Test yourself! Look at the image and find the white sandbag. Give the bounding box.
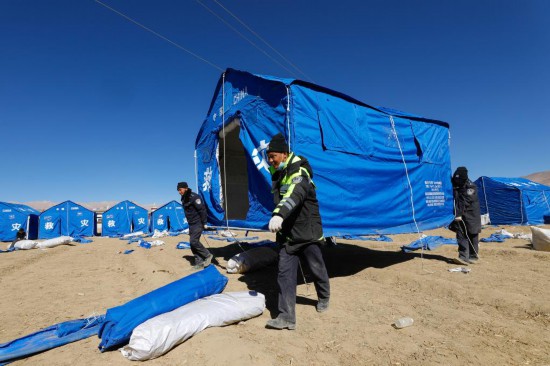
[150,240,165,247]
[14,240,38,250]
[152,229,169,238]
[121,291,265,361]
[531,226,550,252]
[226,247,278,274]
[123,231,143,238]
[36,236,73,249]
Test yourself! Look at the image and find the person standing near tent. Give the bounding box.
[8,227,26,250]
[177,182,213,270]
[265,133,330,330]
[451,166,482,265]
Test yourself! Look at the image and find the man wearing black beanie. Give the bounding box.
[451,167,482,265]
[264,133,330,330]
[177,182,212,270]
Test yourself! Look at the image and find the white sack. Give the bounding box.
[123,231,144,238]
[36,236,73,249]
[14,240,38,250]
[150,240,165,247]
[152,229,169,238]
[531,226,550,252]
[121,291,265,361]
[226,247,278,274]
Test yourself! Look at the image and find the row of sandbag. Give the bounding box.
[10,236,73,250]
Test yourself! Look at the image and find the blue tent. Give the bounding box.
[150,201,188,233]
[195,68,454,235]
[0,202,39,241]
[101,201,149,237]
[39,201,96,239]
[475,177,550,225]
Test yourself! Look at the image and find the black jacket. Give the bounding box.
[271,153,323,245]
[181,190,208,226]
[453,180,482,234]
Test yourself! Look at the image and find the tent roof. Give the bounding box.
[153,200,180,212]
[41,200,93,213]
[223,68,449,128]
[477,176,550,191]
[104,200,146,212]
[0,202,40,215]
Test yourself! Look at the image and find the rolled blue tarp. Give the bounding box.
[98,265,228,352]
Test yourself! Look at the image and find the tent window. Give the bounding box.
[317,99,373,156]
[410,121,448,164]
[219,118,249,220]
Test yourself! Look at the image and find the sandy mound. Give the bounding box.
[1,225,549,365]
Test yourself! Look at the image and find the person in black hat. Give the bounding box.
[177,182,213,270]
[451,166,482,265]
[264,133,330,330]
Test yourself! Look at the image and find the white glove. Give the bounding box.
[268,216,284,233]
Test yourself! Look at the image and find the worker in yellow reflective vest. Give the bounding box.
[265,133,330,330]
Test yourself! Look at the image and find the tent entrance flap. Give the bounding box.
[219,119,249,220]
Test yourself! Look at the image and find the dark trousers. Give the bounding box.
[276,243,330,323]
[189,224,210,265]
[457,227,479,260]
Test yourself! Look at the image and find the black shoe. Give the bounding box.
[452,257,470,265]
[204,254,214,267]
[191,263,204,271]
[265,317,296,330]
[316,299,330,313]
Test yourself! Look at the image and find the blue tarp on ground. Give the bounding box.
[475,177,550,225]
[195,68,454,236]
[39,201,96,239]
[0,315,104,365]
[98,265,228,351]
[101,200,148,237]
[401,236,457,252]
[480,233,512,243]
[149,201,188,233]
[0,202,39,241]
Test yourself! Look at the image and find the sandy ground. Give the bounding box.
[1,225,550,366]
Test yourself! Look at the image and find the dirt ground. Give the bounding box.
[1,225,549,366]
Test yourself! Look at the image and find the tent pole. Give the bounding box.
[221,72,229,229]
[481,177,490,218]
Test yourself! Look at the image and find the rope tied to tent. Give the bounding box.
[389,115,433,274]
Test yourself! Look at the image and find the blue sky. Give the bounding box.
[1,0,549,206]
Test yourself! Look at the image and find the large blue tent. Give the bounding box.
[475,177,550,225]
[101,201,149,237]
[195,68,454,235]
[0,202,39,241]
[39,201,96,239]
[150,201,188,233]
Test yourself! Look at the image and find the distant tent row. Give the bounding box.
[0,200,189,241]
[475,177,550,225]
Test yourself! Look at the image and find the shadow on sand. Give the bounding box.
[198,240,450,317]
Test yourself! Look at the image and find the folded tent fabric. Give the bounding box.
[98,265,228,352]
[401,236,457,253]
[480,233,511,242]
[0,315,104,364]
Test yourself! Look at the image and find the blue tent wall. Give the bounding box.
[101,201,149,237]
[39,201,96,239]
[0,202,39,241]
[475,177,550,225]
[195,68,454,235]
[150,201,188,232]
